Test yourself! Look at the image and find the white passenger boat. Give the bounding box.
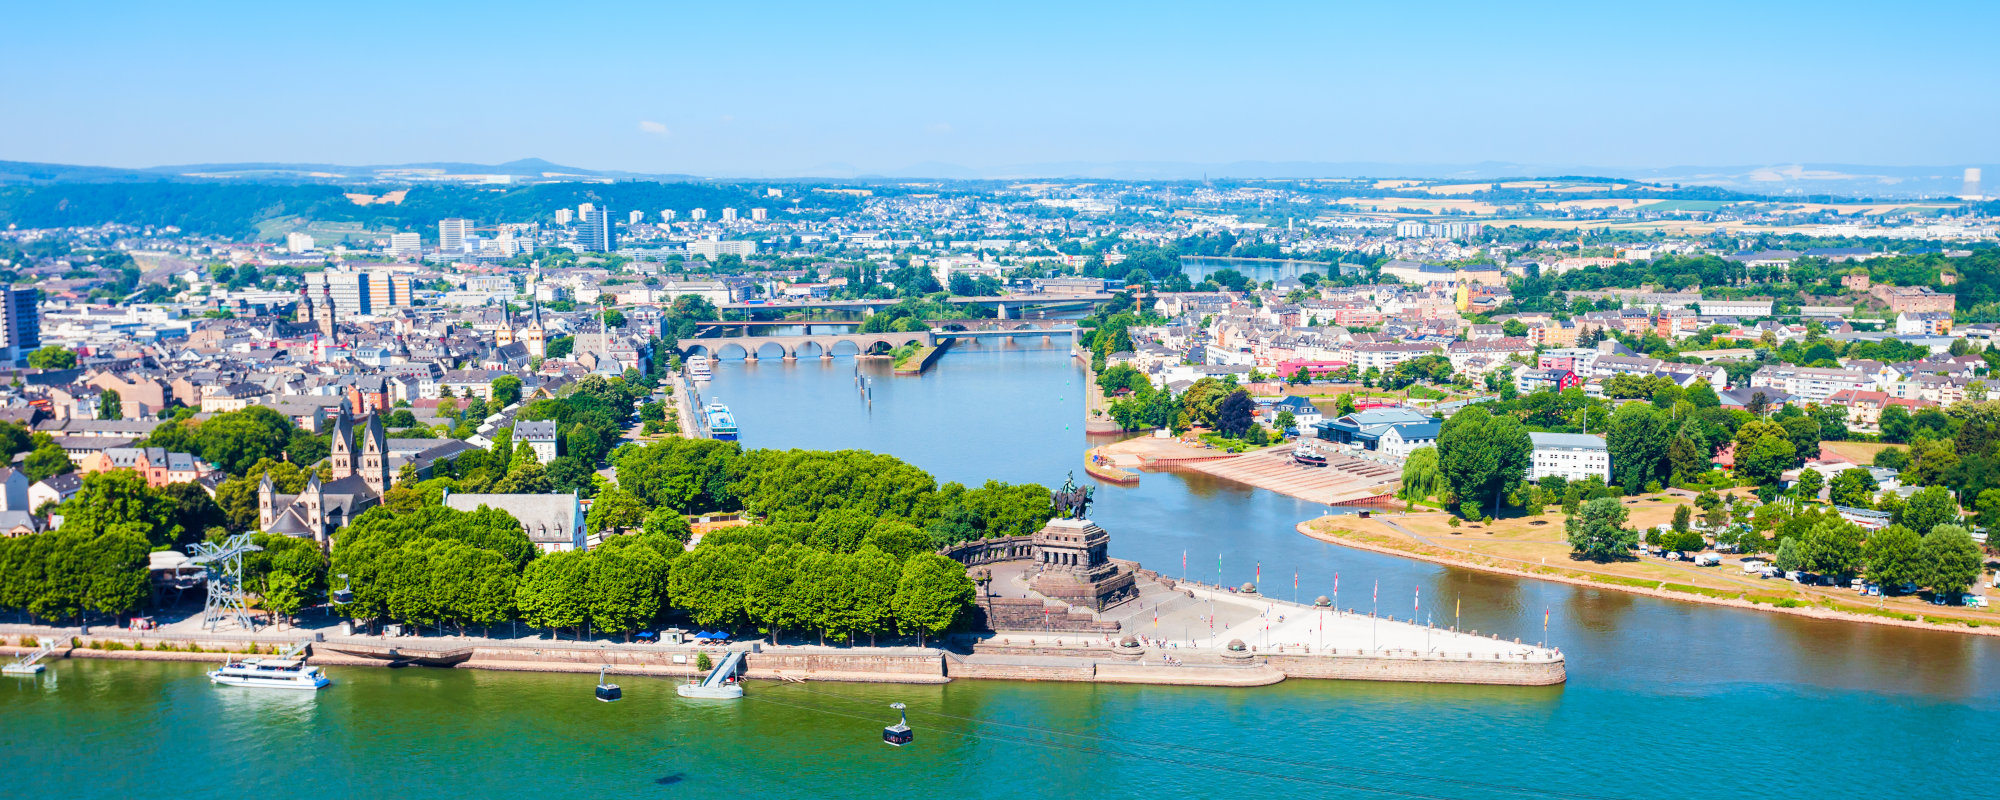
[207,656,331,690]
[687,355,712,381]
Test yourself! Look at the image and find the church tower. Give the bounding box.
[329,408,355,479]
[520,303,547,358]
[302,473,326,545]
[497,304,516,347]
[257,472,274,530]
[361,413,388,494]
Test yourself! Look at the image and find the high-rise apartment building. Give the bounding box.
[578,208,616,252]
[554,208,574,225]
[660,209,677,222]
[388,232,422,257]
[0,286,41,366]
[302,271,412,318]
[439,218,472,252]
[690,208,708,221]
[721,208,738,223]
[286,232,315,253]
[628,210,644,225]
[1965,168,1984,200]
[751,208,768,222]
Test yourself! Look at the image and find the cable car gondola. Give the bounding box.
[883,701,912,746]
[332,573,354,605]
[595,665,622,702]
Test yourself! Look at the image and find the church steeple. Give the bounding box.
[361,413,387,494]
[329,408,355,479]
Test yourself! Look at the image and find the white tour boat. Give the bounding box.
[207,656,331,690]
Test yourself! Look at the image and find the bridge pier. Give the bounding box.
[996,303,1009,319]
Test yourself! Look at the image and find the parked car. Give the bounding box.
[1694,553,1722,567]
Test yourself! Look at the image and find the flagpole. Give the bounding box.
[1371,580,1378,652]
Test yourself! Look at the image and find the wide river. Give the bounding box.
[10,342,1997,799]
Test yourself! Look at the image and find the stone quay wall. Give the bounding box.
[976,597,1120,633]
[1267,652,1566,686]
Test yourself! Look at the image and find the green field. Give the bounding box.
[1631,200,1733,212]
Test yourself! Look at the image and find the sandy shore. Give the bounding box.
[1296,517,2000,638]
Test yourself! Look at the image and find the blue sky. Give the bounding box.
[4,1,1995,176]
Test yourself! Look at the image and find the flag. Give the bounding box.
[1256,562,1261,584]
[1372,580,1377,603]
[1415,586,1421,617]
[1293,571,1299,590]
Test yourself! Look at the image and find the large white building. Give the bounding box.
[436,217,470,252]
[1527,432,1610,483]
[285,232,315,254]
[388,232,422,257]
[688,239,757,259]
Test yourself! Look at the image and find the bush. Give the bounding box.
[695,652,713,672]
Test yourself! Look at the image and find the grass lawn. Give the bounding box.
[1822,440,1895,464]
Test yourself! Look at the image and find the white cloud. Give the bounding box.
[638,120,670,136]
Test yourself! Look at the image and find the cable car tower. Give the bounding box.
[188,534,263,632]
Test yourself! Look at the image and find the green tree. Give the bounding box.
[1792,468,1824,502]
[516,549,591,637]
[1919,524,1982,600]
[1828,468,1879,508]
[1672,504,1692,533]
[586,540,671,639]
[98,389,122,420]
[1607,403,1671,492]
[1397,446,1445,505]
[1773,537,1803,572]
[1735,432,1797,487]
[1879,404,1912,443]
[667,542,755,628]
[1667,435,1707,485]
[586,486,649,535]
[613,438,741,514]
[1896,486,1959,536]
[1215,390,1254,438]
[1566,497,1636,561]
[891,553,974,646]
[22,442,74,482]
[1799,516,1865,577]
[492,460,552,494]
[1864,524,1924,590]
[1436,407,1532,518]
[491,375,523,406]
[27,346,76,370]
[55,470,181,548]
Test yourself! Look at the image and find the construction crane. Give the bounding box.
[187,534,263,632]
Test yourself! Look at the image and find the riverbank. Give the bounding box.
[1096,436,1396,504]
[1296,514,2000,637]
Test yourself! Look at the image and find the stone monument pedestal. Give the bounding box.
[1029,518,1135,610]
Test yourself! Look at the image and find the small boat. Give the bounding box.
[1291,443,1328,467]
[705,401,738,441]
[687,355,712,381]
[207,656,331,690]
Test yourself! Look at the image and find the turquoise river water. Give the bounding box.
[7,341,1996,799]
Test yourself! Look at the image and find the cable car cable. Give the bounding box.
[741,693,1583,800]
[770,684,1636,800]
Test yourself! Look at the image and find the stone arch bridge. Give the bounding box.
[681,331,934,361]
